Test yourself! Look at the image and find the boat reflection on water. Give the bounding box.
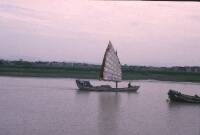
[166,101,200,135]
[97,93,121,135]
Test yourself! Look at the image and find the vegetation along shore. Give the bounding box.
[0,59,200,82]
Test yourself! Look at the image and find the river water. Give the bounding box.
[0,76,199,135]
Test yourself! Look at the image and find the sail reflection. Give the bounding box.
[97,93,121,135]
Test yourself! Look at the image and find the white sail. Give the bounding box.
[100,41,122,82]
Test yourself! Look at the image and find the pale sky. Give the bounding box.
[0,0,200,66]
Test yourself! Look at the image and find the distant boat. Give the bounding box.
[76,41,140,92]
[168,90,200,103]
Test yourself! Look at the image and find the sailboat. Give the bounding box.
[76,41,140,92]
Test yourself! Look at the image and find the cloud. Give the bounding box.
[189,15,200,22]
[0,3,48,20]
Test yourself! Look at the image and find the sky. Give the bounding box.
[0,0,200,66]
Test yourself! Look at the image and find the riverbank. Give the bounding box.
[1,66,200,82]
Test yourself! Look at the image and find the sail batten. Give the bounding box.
[100,41,122,82]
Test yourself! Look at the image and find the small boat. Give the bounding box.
[168,90,200,103]
[76,41,140,92]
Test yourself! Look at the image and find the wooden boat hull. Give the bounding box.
[76,80,139,92]
[168,90,200,103]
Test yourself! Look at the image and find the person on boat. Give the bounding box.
[128,82,132,88]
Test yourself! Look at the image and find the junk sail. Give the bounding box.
[100,41,122,82]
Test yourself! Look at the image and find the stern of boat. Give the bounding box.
[76,80,83,89]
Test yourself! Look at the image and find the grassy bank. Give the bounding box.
[123,71,200,82]
[0,66,99,79]
[0,66,200,82]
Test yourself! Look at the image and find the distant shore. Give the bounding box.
[1,67,200,83]
[1,72,200,83]
[1,60,200,83]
